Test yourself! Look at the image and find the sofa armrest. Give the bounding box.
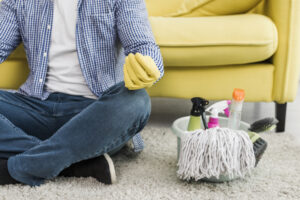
[263,0,300,103]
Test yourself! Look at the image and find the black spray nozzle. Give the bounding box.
[190,97,209,116]
[190,97,209,129]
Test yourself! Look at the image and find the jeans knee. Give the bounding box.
[135,89,151,116]
[133,90,151,132]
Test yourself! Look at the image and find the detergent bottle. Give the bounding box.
[187,97,209,131]
[227,88,245,130]
[206,100,231,128]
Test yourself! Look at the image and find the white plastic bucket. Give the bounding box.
[171,115,251,182]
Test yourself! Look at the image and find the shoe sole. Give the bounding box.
[103,153,117,184]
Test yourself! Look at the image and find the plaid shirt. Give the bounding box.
[0,0,164,152]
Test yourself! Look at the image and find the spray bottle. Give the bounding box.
[187,97,209,131]
[206,100,231,128]
[227,88,245,130]
[224,100,231,117]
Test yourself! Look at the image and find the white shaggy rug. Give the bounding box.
[0,124,300,200]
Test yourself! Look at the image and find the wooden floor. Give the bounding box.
[148,84,300,142]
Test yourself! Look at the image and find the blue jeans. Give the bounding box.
[0,81,151,186]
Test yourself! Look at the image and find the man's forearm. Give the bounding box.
[0,0,22,64]
[115,0,164,83]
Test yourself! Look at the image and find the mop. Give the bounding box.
[177,127,256,181]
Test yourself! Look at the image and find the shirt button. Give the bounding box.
[43,52,47,57]
[47,25,51,30]
[39,79,43,83]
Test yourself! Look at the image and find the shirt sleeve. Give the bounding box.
[0,0,22,64]
[115,0,164,84]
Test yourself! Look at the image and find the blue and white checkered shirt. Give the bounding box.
[0,0,164,152]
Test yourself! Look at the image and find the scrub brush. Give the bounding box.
[247,118,278,166]
[249,117,279,133]
[248,132,268,166]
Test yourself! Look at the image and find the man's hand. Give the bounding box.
[123,53,160,90]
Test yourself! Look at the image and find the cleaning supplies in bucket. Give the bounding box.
[171,115,254,182]
[176,92,256,182]
[174,88,270,182]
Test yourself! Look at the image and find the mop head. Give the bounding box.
[177,127,256,181]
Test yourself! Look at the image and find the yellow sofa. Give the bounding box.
[0,0,299,132]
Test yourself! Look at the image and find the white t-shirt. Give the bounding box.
[44,0,98,99]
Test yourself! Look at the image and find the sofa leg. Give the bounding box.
[275,102,287,132]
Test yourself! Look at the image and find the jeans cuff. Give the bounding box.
[7,156,45,187]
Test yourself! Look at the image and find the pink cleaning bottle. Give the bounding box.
[208,108,220,128]
[224,100,231,117]
[207,100,231,128]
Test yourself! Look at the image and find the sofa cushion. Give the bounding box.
[149,14,278,67]
[0,60,29,89]
[166,0,262,17]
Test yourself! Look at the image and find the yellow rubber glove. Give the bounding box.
[123,53,161,90]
